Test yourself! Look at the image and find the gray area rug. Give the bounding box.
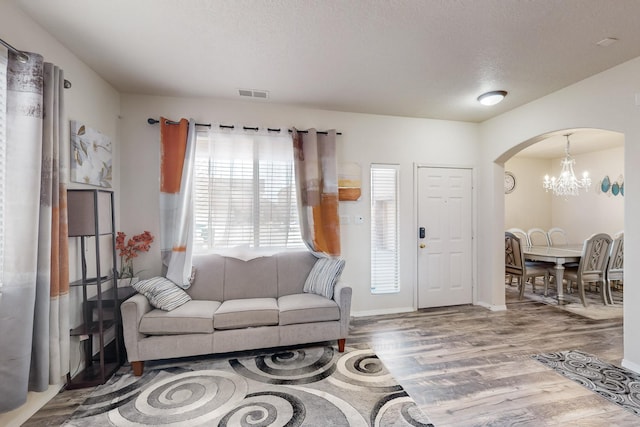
[533,349,640,416]
[63,345,434,426]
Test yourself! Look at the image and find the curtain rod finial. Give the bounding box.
[147,118,159,125]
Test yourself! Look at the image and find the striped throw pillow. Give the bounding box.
[303,256,346,299]
[132,276,192,311]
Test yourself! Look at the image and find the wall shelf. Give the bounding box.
[66,189,123,389]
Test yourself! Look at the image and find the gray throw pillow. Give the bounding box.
[132,276,192,311]
[304,256,346,299]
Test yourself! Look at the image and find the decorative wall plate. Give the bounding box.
[612,182,620,196]
[601,175,611,193]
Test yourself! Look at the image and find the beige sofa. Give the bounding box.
[121,250,352,375]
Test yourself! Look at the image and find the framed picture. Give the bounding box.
[338,162,362,201]
[70,121,112,188]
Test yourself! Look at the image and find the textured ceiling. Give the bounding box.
[13,0,640,124]
[515,129,624,159]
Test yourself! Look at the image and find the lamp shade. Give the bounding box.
[67,189,113,237]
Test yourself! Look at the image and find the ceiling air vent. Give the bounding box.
[238,89,269,99]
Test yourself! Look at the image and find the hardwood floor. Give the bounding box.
[25,286,632,426]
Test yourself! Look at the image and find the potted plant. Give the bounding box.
[116,230,154,287]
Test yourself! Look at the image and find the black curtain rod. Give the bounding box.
[147,118,341,135]
[147,118,211,127]
[0,37,72,89]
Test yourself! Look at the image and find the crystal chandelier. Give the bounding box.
[543,134,591,196]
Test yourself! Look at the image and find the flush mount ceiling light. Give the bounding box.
[596,37,618,47]
[477,90,508,106]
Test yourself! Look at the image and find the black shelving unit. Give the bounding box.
[66,189,122,389]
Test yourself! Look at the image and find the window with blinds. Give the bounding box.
[193,130,305,251]
[370,164,400,294]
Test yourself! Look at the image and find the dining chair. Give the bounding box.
[506,228,530,246]
[528,228,550,246]
[505,228,530,286]
[607,232,624,296]
[547,227,569,246]
[505,232,549,299]
[564,233,613,306]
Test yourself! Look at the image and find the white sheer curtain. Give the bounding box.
[193,127,303,251]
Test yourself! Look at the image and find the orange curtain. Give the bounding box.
[159,117,196,287]
[292,128,341,256]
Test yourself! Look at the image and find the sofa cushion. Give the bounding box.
[224,257,278,300]
[139,300,220,335]
[214,298,279,330]
[303,256,346,299]
[276,251,318,296]
[189,253,226,301]
[132,276,192,311]
[278,293,340,326]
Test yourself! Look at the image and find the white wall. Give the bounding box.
[0,3,120,425]
[551,147,624,242]
[505,146,624,242]
[479,57,640,371]
[119,95,479,316]
[504,157,552,231]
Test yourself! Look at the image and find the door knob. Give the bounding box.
[419,243,426,249]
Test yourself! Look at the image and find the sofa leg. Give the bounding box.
[338,338,346,352]
[131,361,144,376]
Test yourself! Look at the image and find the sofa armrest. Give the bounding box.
[120,293,152,362]
[333,281,352,338]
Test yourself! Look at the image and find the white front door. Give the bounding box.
[417,166,473,308]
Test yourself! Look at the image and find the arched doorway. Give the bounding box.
[502,128,624,309]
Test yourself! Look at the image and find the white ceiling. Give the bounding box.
[516,129,624,159]
[12,0,640,125]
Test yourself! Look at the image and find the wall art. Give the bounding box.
[338,162,362,201]
[70,120,112,187]
[598,174,624,197]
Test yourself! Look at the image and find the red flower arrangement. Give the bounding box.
[116,231,154,278]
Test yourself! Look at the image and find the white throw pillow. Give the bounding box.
[304,256,346,299]
[132,276,192,311]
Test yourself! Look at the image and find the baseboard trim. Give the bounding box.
[351,306,415,318]
[475,301,507,311]
[621,358,640,374]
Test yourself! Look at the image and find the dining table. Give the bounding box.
[523,244,583,303]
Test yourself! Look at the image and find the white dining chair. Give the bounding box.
[528,228,550,246]
[505,231,549,299]
[607,232,624,296]
[506,228,530,246]
[564,233,613,306]
[547,227,569,246]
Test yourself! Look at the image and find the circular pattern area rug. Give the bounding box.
[63,345,434,426]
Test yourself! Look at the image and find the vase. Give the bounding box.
[120,258,134,279]
[117,277,139,288]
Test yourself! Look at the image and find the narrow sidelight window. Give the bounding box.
[370,164,400,294]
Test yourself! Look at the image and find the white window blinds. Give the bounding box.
[193,130,305,251]
[370,164,400,294]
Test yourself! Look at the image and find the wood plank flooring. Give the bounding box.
[24,286,632,426]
